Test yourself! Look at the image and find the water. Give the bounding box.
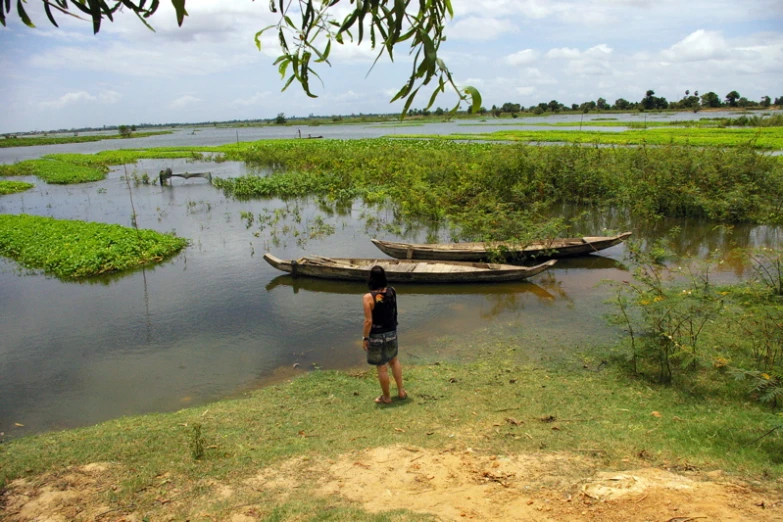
[0,110,756,164]
[1,117,780,440]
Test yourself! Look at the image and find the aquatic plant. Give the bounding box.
[211,139,783,241]
[0,158,108,184]
[393,126,783,149]
[0,214,188,279]
[0,180,34,195]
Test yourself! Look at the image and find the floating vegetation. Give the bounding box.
[0,158,108,184]
[0,214,189,279]
[392,126,783,149]
[211,139,783,237]
[0,181,34,195]
[243,204,337,248]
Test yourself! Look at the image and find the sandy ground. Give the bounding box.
[2,445,782,521]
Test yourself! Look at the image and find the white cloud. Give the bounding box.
[547,47,581,59]
[662,30,729,62]
[28,42,260,77]
[170,95,201,109]
[504,49,539,66]
[447,17,517,41]
[230,92,273,107]
[38,90,122,110]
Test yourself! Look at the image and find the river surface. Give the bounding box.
[1,114,780,440]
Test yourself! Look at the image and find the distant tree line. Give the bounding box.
[471,90,782,117]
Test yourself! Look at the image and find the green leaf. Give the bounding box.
[171,0,187,26]
[444,0,454,18]
[463,86,482,113]
[255,25,275,51]
[425,81,444,110]
[16,0,35,28]
[277,57,291,78]
[314,39,331,63]
[401,86,421,116]
[281,74,296,92]
[390,79,413,103]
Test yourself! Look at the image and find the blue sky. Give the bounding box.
[1,0,781,133]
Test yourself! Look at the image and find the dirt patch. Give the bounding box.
[251,445,782,521]
[1,463,129,522]
[3,447,782,521]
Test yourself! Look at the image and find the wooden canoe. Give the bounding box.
[371,232,632,262]
[263,254,556,284]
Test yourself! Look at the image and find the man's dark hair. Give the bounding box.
[367,265,388,290]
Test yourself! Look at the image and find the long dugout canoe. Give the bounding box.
[263,254,556,284]
[371,232,632,262]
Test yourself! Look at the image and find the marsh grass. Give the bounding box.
[1,339,780,519]
[0,181,34,195]
[212,139,783,232]
[394,126,783,149]
[0,214,188,279]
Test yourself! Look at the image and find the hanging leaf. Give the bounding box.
[171,0,187,26]
[16,0,35,27]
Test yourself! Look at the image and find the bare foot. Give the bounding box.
[374,395,392,404]
[398,391,408,400]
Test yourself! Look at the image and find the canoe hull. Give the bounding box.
[371,232,632,262]
[263,254,556,284]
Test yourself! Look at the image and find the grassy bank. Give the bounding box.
[0,131,172,148]
[0,214,188,279]
[1,343,780,519]
[0,181,34,195]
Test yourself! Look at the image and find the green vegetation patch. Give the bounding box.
[212,139,783,233]
[0,214,188,279]
[394,126,783,149]
[0,149,221,185]
[0,158,108,184]
[0,181,34,195]
[0,131,172,148]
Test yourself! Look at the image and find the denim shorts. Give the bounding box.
[366,330,398,366]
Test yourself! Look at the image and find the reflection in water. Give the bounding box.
[266,274,560,305]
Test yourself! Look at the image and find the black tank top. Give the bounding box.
[370,287,397,334]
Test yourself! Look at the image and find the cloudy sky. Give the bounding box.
[1,0,781,133]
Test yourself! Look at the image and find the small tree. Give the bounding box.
[118,125,132,138]
[701,91,721,108]
[275,113,287,125]
[725,90,741,107]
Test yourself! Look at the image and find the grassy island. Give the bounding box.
[0,214,188,279]
[0,181,34,195]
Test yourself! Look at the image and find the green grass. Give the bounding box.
[0,180,34,195]
[0,158,108,184]
[0,131,172,148]
[0,214,189,279]
[1,343,779,519]
[392,126,783,149]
